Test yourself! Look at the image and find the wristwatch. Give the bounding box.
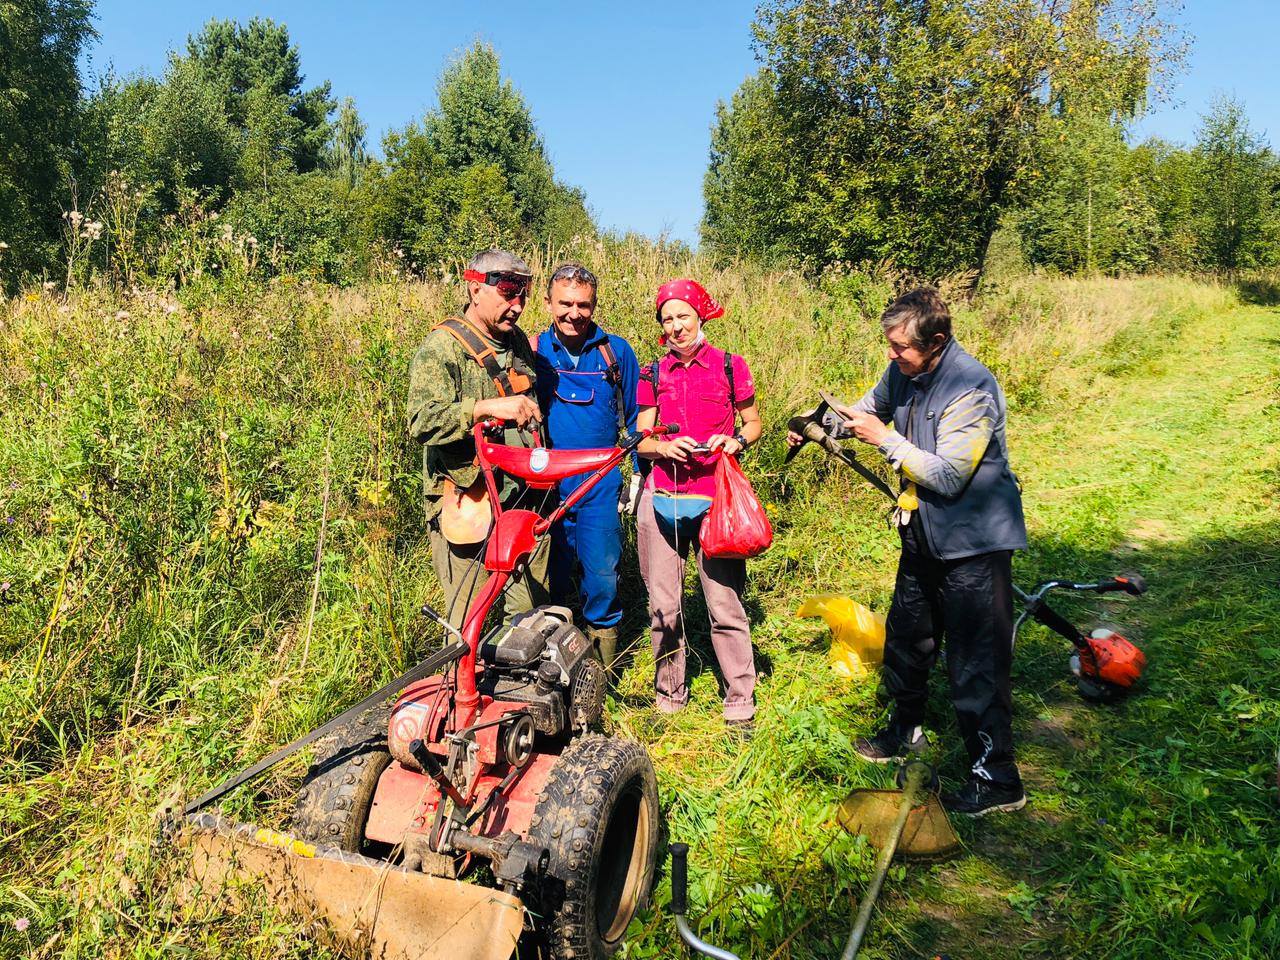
[733,431,748,451]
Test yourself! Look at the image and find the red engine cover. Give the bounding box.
[1082,630,1147,688]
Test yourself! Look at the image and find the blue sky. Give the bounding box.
[82,1,1277,247]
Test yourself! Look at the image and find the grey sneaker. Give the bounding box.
[854,726,930,764]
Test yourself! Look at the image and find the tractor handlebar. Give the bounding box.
[670,842,689,916]
[669,841,743,960]
[1103,573,1147,596]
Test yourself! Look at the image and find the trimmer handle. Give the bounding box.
[670,842,689,916]
[1098,574,1147,596]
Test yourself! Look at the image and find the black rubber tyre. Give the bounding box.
[291,701,393,852]
[527,734,659,960]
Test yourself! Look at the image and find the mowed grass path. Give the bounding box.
[875,295,1280,959]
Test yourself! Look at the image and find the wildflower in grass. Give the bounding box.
[4,516,13,524]
[0,241,8,251]
[14,917,28,931]
[42,280,55,291]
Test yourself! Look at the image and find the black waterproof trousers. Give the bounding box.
[882,533,1020,786]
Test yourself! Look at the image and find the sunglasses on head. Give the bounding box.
[463,268,531,300]
[548,264,598,289]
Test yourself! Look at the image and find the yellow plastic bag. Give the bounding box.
[795,595,886,678]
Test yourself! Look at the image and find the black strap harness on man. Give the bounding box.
[434,317,532,396]
[594,338,628,435]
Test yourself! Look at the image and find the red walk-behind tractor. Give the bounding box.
[177,420,676,960]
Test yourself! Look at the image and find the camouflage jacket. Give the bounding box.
[406,314,540,522]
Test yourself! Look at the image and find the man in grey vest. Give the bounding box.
[791,287,1027,816]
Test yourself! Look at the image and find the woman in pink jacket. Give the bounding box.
[634,279,763,733]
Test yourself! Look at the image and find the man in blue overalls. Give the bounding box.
[534,263,641,671]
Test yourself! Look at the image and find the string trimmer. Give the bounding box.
[787,394,1149,702]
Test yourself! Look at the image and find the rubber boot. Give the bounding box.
[587,626,619,674]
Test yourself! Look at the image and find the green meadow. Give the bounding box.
[2,254,1278,959]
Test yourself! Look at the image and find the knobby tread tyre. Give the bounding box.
[290,700,393,851]
[527,733,659,960]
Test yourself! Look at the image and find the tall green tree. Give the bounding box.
[1014,114,1159,273]
[324,97,368,188]
[367,42,592,268]
[0,0,95,284]
[706,0,1178,274]
[362,123,521,270]
[186,17,335,172]
[1192,96,1279,269]
[702,69,797,260]
[425,41,589,241]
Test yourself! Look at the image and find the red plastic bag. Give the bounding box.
[701,453,773,559]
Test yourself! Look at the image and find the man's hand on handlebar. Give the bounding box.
[474,395,542,429]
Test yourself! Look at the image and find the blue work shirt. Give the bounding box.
[534,325,641,492]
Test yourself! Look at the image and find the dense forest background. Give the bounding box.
[2,0,1278,296]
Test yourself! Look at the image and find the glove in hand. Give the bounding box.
[618,473,642,515]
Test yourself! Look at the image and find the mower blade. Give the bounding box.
[180,814,523,960]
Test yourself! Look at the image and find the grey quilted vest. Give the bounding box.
[888,338,1027,560]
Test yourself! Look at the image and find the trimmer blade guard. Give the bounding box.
[837,790,960,860]
[178,813,524,960]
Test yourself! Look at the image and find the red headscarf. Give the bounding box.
[655,279,725,322]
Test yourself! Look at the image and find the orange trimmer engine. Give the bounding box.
[1074,628,1147,691]
[1013,574,1150,703]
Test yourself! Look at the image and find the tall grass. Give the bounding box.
[0,255,1271,958]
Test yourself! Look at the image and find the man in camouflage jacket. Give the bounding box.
[407,249,549,627]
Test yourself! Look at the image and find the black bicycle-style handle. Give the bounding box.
[1098,574,1147,596]
[670,842,689,916]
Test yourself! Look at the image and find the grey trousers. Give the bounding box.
[636,486,755,720]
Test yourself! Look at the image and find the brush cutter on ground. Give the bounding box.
[171,420,679,960]
[668,761,959,960]
[787,395,1149,702]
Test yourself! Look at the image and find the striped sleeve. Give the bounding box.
[878,389,996,497]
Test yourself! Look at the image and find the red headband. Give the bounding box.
[655,279,724,321]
